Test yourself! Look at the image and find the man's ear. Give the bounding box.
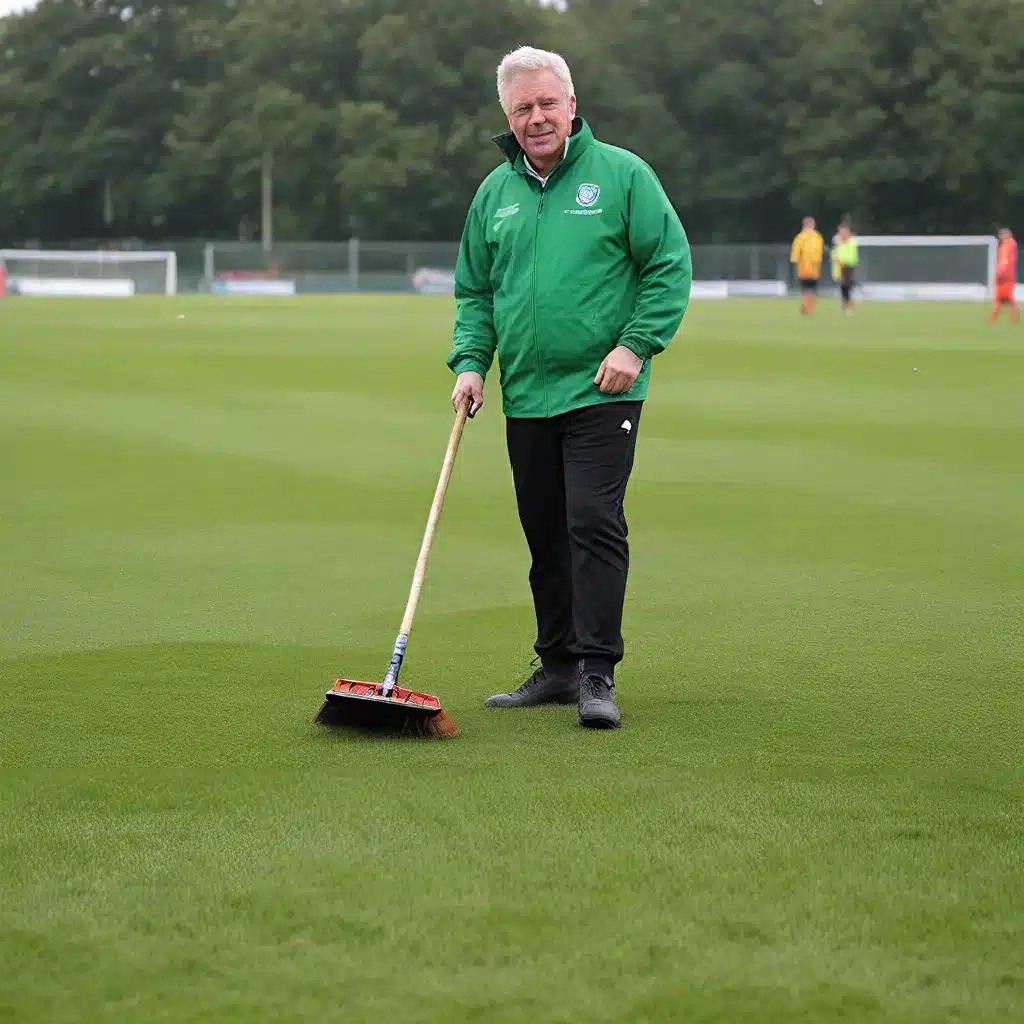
[569,94,577,118]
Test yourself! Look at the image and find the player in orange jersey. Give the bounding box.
[989,228,1018,324]
[790,216,824,315]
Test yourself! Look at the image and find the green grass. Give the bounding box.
[1,295,1021,1023]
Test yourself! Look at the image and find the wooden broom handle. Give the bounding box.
[398,398,472,637]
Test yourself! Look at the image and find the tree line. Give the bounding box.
[1,0,1021,246]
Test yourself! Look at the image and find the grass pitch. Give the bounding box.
[1,295,1021,1023]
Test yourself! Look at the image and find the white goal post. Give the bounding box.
[0,249,177,296]
[851,235,998,302]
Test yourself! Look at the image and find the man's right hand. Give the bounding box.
[451,371,485,416]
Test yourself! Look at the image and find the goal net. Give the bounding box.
[850,236,997,302]
[0,250,177,297]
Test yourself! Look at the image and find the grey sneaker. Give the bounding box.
[578,674,622,729]
[485,664,579,708]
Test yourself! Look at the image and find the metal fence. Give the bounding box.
[5,237,1009,297]
[6,238,794,291]
[203,240,463,293]
[201,240,794,293]
[690,244,791,282]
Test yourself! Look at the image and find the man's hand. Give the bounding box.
[595,345,643,395]
[451,371,485,415]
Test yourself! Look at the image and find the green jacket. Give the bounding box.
[447,118,691,418]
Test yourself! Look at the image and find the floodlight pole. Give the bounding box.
[261,150,273,253]
[103,179,114,228]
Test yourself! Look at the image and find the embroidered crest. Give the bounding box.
[576,183,600,207]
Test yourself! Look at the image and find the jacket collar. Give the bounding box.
[492,117,594,177]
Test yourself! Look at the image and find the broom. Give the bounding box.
[314,398,471,739]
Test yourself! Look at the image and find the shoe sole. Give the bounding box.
[485,693,579,709]
[578,711,622,729]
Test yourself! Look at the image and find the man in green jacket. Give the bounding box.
[448,45,692,729]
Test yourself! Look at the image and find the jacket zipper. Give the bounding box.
[533,185,548,416]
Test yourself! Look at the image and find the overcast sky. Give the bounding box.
[1,0,39,15]
[0,0,568,17]
[0,0,570,19]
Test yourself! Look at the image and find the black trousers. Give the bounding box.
[840,267,855,304]
[505,400,642,679]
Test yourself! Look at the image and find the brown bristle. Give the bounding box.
[423,710,461,740]
[314,694,459,740]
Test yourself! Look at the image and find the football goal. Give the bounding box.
[0,249,177,297]
[851,236,997,302]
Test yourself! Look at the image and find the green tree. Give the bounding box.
[785,0,1024,233]
[1,0,1021,244]
[0,0,237,241]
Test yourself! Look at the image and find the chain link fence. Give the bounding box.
[6,237,1008,298]
[199,240,793,293]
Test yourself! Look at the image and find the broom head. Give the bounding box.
[314,679,460,739]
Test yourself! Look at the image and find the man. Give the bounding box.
[831,221,859,314]
[790,216,824,314]
[447,45,691,729]
[989,228,1018,325]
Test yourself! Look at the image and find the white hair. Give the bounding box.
[496,46,574,112]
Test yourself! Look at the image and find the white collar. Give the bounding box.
[523,138,569,187]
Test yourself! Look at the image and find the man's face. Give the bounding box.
[803,217,815,232]
[504,69,576,171]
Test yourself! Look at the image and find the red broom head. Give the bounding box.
[314,679,460,739]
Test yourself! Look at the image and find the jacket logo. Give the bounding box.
[494,203,520,220]
[576,183,600,207]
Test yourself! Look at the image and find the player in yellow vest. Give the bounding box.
[831,222,859,315]
[790,217,825,315]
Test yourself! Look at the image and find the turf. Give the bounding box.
[1,295,1021,1023]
